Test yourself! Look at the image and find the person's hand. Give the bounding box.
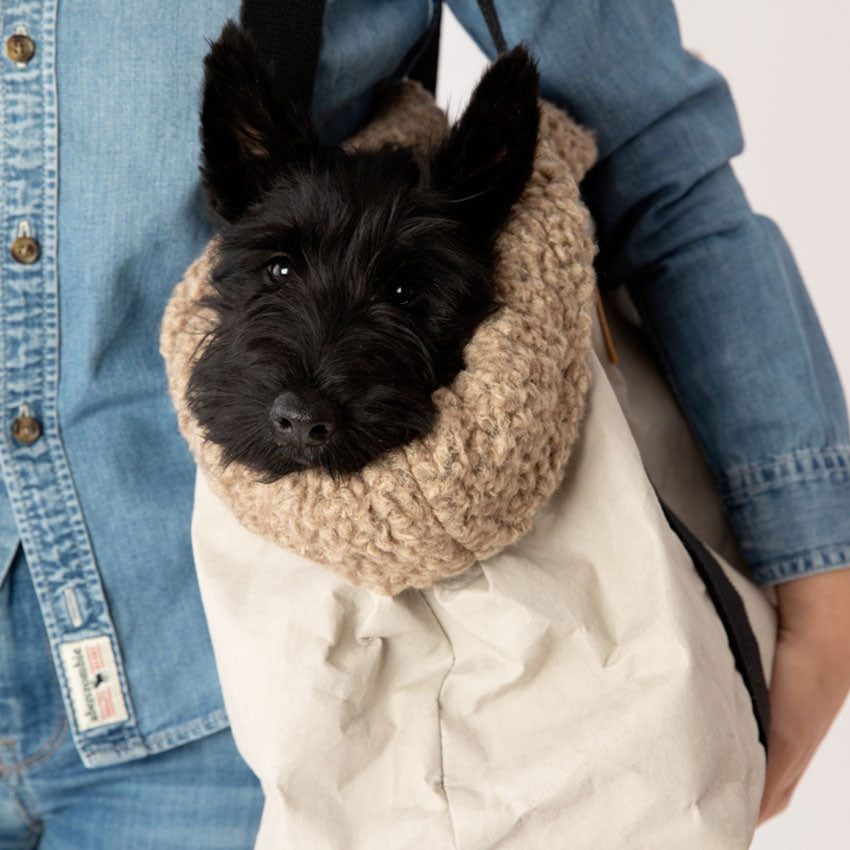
[758,567,850,824]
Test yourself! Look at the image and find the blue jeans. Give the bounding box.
[0,548,263,849]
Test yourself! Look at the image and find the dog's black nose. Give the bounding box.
[270,391,338,449]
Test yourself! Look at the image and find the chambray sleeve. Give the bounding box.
[449,0,850,584]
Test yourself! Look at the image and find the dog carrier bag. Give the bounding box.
[160,5,776,848]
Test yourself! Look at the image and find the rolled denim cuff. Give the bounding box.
[721,447,850,585]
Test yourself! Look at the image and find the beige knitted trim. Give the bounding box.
[161,82,598,596]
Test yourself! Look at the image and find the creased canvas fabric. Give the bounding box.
[191,352,774,850]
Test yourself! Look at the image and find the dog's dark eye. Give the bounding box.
[266,258,292,282]
[392,283,414,306]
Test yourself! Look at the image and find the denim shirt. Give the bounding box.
[1,0,847,768]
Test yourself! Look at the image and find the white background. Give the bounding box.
[436,3,849,847]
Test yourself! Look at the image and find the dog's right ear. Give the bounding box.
[201,21,318,222]
[430,47,539,247]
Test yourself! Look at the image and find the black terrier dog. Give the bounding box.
[189,22,539,480]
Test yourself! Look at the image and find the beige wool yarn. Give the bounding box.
[160,81,598,596]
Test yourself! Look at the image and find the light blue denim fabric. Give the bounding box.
[0,547,262,849]
[1,0,248,773]
[0,0,847,805]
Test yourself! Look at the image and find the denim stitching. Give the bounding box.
[6,630,69,776]
[722,447,850,498]
[0,741,43,837]
[751,543,850,586]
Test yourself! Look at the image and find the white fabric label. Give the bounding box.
[59,636,130,732]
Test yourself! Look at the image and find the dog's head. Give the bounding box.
[190,22,539,480]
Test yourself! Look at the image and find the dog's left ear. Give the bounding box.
[201,21,319,222]
[431,46,540,245]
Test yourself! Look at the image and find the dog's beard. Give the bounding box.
[188,325,441,481]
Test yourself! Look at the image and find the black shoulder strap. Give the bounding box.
[660,499,770,749]
[391,4,442,94]
[239,1,326,112]
[238,0,510,109]
[239,0,444,107]
[476,0,508,53]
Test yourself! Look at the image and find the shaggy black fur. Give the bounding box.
[189,21,539,480]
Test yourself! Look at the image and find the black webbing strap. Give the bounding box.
[238,1,507,107]
[476,0,508,53]
[239,0,442,105]
[400,3,442,94]
[660,499,771,749]
[240,0,327,112]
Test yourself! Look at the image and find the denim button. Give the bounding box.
[12,410,42,445]
[10,235,40,264]
[5,34,36,64]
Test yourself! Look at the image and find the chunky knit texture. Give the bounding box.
[161,81,598,596]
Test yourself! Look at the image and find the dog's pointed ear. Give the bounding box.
[200,21,318,222]
[431,46,540,245]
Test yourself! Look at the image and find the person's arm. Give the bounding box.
[449,0,850,584]
[446,0,850,818]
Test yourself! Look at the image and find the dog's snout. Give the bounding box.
[271,391,338,449]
